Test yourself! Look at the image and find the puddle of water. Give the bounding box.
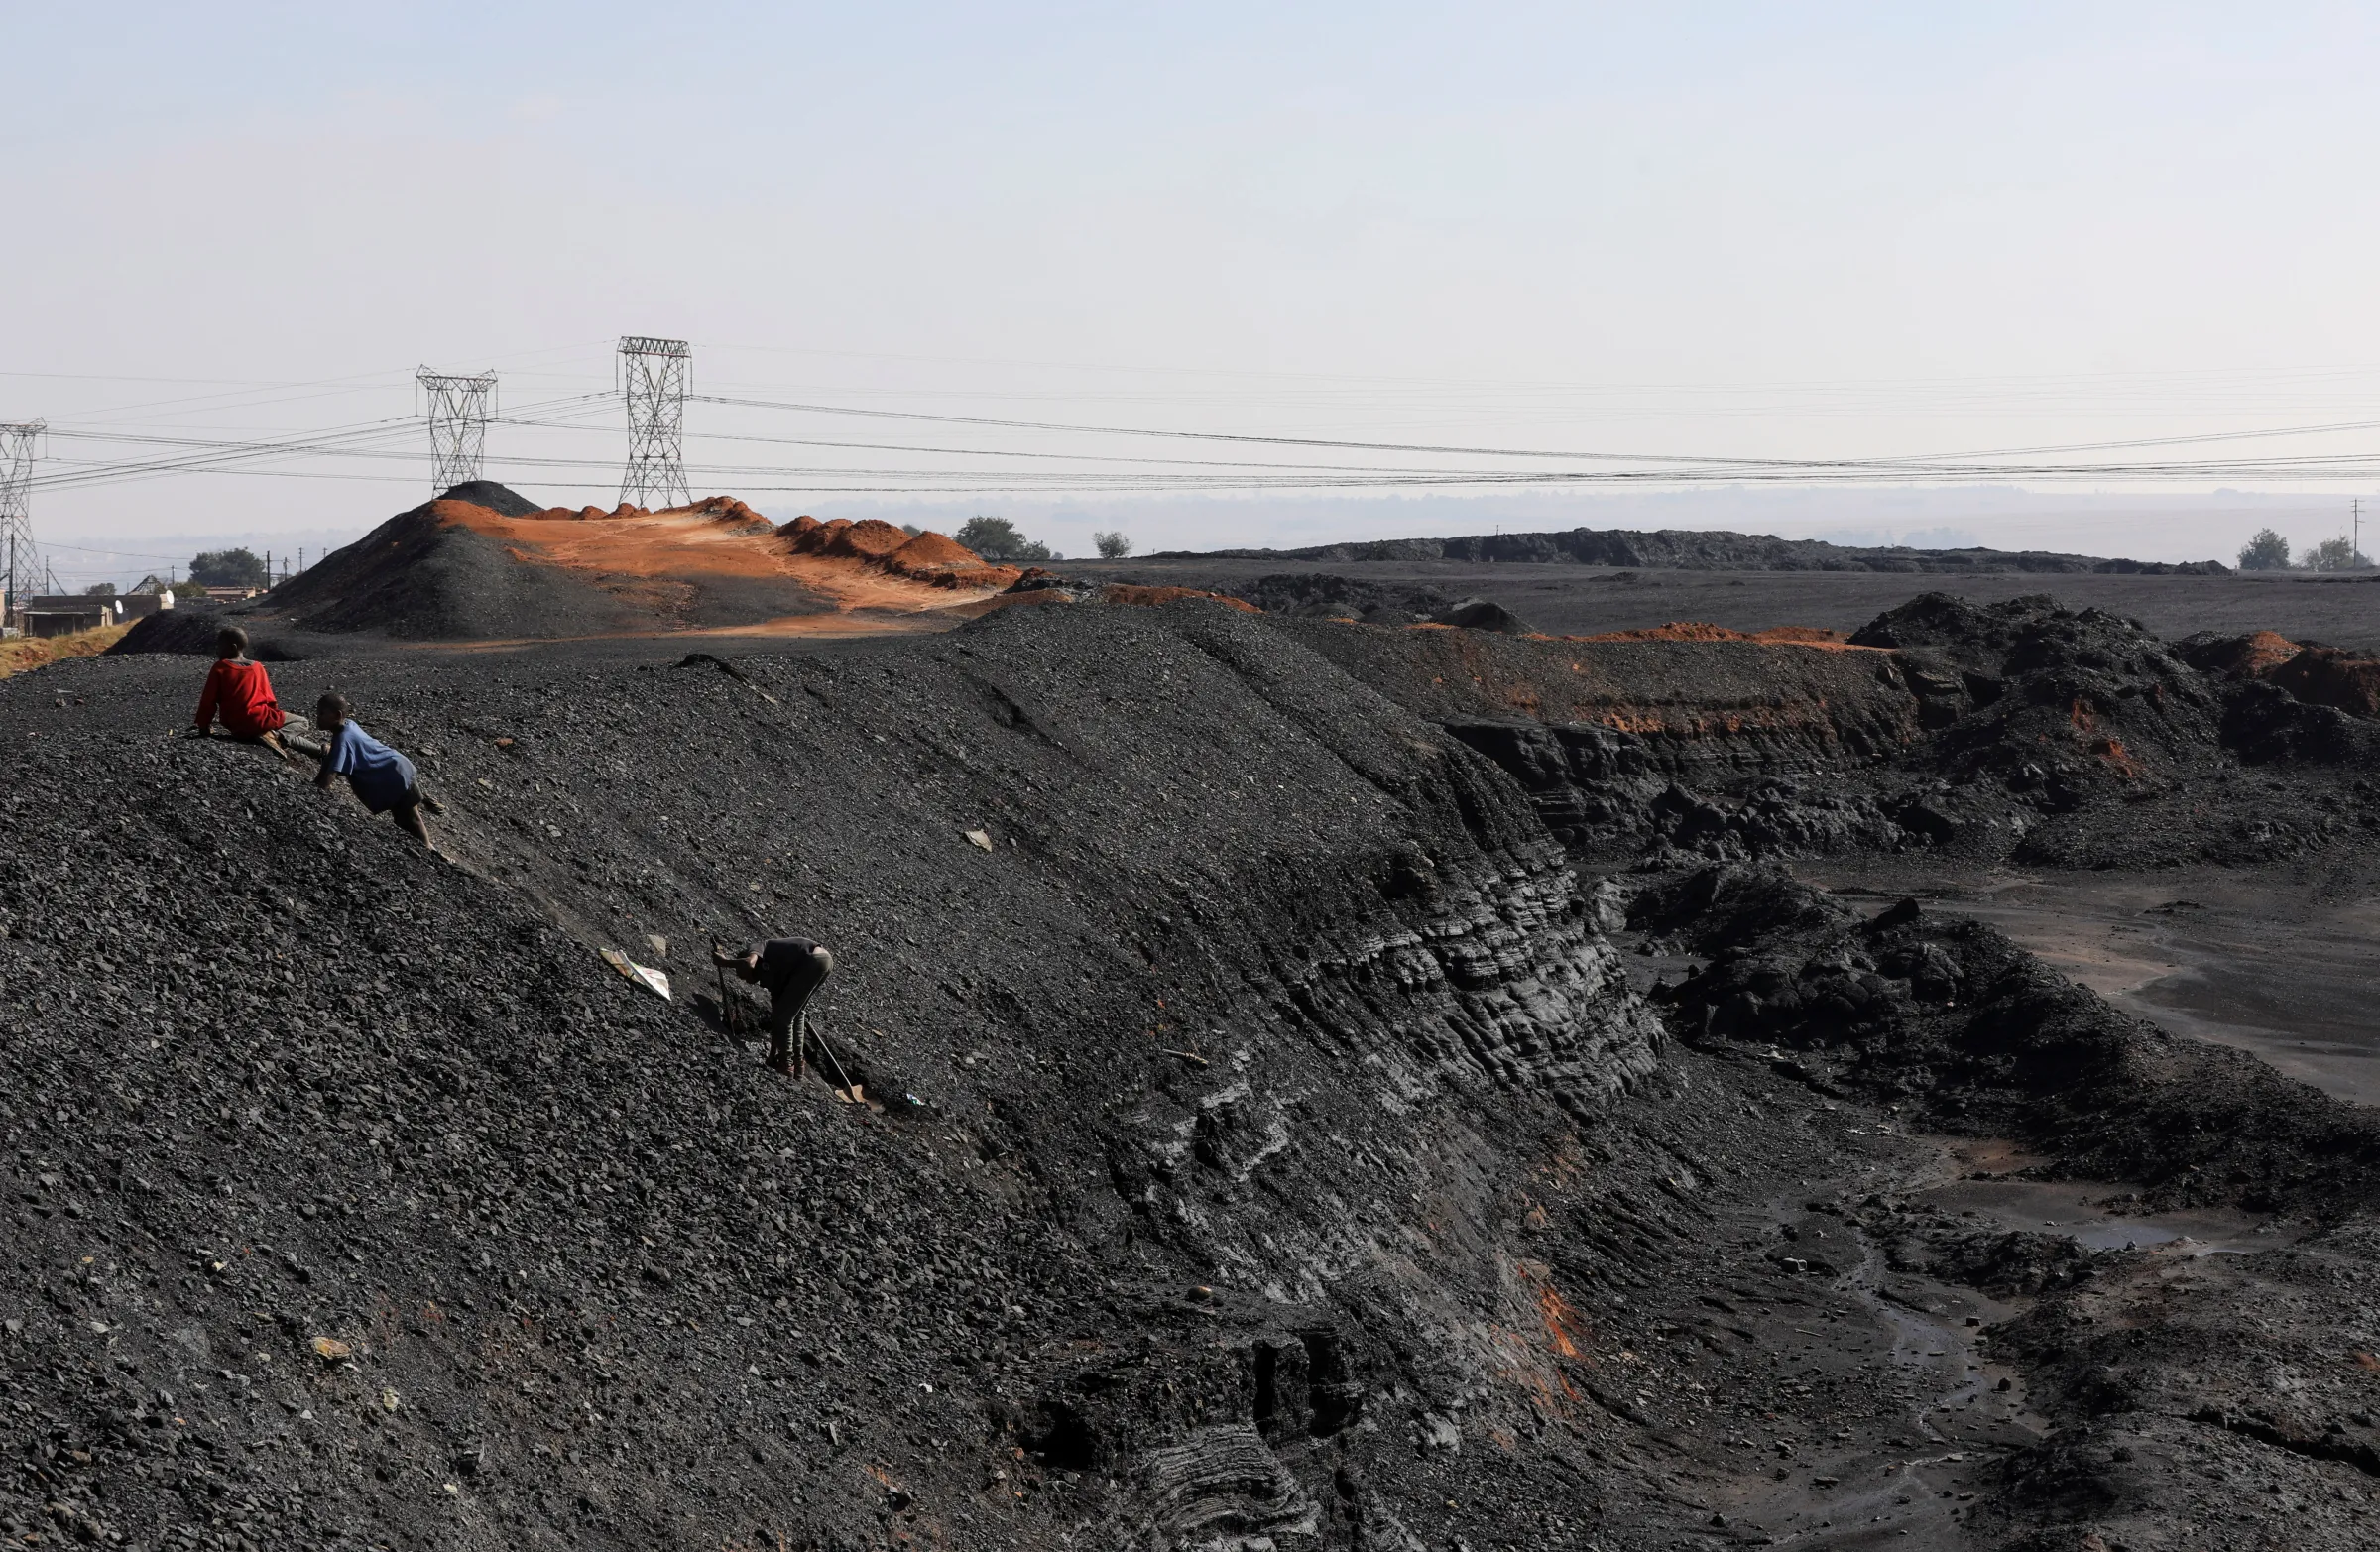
[1911,1175,2298,1256]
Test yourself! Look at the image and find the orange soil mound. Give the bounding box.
[2196,629,2304,678]
[1101,584,1260,613]
[1748,625,1848,644]
[825,520,914,561]
[429,499,1018,619]
[1567,621,1845,645]
[1581,621,1747,643]
[889,531,978,567]
[2268,645,2380,718]
[775,516,1022,592]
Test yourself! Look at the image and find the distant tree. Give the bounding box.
[1093,531,1132,559]
[2303,536,2372,572]
[2237,529,2294,570]
[187,548,267,588]
[80,582,118,597]
[955,517,1053,563]
[899,524,923,537]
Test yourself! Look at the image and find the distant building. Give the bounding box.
[6,590,174,635]
[201,586,261,604]
[13,596,115,637]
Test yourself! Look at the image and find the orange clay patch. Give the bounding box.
[432,497,1018,616]
[1100,583,1259,612]
[1567,621,1857,647]
[2268,645,2380,719]
[779,515,1022,590]
[1536,1282,1590,1361]
[2091,737,2144,778]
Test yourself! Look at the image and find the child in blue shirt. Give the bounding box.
[311,692,441,847]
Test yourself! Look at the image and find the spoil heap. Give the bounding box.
[7,594,2380,1549]
[1301,590,2380,869]
[1175,525,2231,574]
[184,486,1020,643]
[776,516,1021,590]
[259,490,656,639]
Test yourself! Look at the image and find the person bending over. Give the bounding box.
[311,692,440,847]
[715,936,835,1076]
[191,627,296,761]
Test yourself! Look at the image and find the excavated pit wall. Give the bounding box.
[0,600,1675,1552]
[1276,618,1927,854]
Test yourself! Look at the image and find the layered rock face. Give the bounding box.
[0,600,1668,1551]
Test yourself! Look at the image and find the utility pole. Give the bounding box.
[417,368,498,494]
[0,420,44,631]
[2356,498,2364,567]
[617,336,691,510]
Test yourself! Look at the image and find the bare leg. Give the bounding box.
[393,804,431,848]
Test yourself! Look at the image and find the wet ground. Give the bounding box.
[1797,861,2380,1107]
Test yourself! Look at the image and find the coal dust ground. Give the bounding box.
[1071,556,2380,652]
[7,580,2380,1552]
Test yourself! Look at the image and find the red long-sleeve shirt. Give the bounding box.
[193,658,287,738]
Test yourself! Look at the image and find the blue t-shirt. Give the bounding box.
[325,721,417,813]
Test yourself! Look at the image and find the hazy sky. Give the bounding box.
[12,3,2380,577]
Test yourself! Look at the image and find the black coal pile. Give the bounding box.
[1409,590,2380,870]
[258,483,643,640]
[1215,570,1458,622]
[435,480,547,519]
[1168,526,2231,575]
[110,609,301,661]
[0,601,1675,1551]
[7,597,2379,1550]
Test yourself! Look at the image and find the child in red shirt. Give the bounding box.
[191,626,295,762]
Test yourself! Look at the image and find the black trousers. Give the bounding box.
[766,947,833,1069]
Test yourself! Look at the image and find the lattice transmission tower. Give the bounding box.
[417,369,498,493]
[618,336,691,509]
[0,421,45,624]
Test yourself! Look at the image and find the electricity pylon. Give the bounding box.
[0,421,44,624]
[618,336,691,510]
[417,369,498,493]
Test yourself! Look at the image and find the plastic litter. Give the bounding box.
[599,947,672,1001]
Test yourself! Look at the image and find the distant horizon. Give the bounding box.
[58,481,2373,590]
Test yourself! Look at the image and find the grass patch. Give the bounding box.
[0,622,133,679]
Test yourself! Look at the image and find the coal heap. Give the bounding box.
[262,485,646,640]
[1170,526,2232,575]
[1332,589,2380,871]
[5,592,2379,1549]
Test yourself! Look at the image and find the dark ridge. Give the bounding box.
[435,478,543,518]
[106,607,299,660]
[1219,572,1534,631]
[1159,524,2231,575]
[258,501,644,640]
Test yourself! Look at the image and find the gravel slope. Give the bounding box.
[5,598,2378,1550]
